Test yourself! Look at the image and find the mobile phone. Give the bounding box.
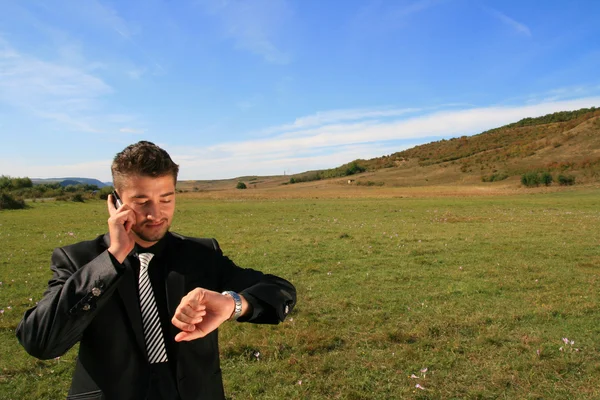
[112,191,123,208]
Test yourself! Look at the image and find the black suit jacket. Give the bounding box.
[16,232,296,400]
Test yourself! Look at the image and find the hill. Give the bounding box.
[284,107,600,187]
[365,106,600,173]
[178,107,600,193]
[352,106,600,186]
[31,177,109,188]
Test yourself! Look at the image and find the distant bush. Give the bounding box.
[72,193,85,202]
[541,172,553,186]
[98,186,114,200]
[0,175,33,190]
[558,174,576,186]
[487,107,598,131]
[345,161,366,176]
[521,172,541,187]
[289,160,367,184]
[482,172,509,182]
[236,182,247,189]
[521,171,555,187]
[0,193,27,210]
[356,180,384,186]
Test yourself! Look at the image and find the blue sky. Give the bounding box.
[1,0,599,181]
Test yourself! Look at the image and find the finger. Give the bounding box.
[107,195,117,214]
[109,207,136,229]
[173,307,206,325]
[123,215,136,233]
[188,289,206,309]
[178,292,207,311]
[171,316,199,332]
[175,329,207,342]
[180,304,207,318]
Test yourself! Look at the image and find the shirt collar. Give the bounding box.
[135,232,169,257]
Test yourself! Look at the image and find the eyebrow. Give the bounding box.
[131,192,175,199]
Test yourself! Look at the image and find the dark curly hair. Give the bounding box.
[111,141,179,190]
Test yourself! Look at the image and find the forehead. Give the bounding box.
[119,175,176,196]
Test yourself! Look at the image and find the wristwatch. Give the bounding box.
[222,291,243,321]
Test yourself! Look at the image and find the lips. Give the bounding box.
[144,220,166,228]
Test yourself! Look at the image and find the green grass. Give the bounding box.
[2,191,600,399]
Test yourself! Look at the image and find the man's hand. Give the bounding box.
[107,194,137,263]
[172,288,235,342]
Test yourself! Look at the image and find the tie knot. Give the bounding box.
[138,253,154,268]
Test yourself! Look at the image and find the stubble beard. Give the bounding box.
[133,220,170,244]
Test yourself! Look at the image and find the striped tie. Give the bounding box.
[137,253,169,364]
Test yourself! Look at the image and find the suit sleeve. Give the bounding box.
[16,247,123,360]
[213,240,296,324]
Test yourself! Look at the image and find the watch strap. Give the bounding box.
[222,291,243,321]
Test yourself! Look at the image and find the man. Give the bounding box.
[16,141,296,400]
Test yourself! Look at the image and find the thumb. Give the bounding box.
[175,330,204,342]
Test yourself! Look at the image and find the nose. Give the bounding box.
[145,203,161,220]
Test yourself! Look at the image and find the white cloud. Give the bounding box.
[175,142,408,179]
[127,67,146,80]
[120,127,146,134]
[81,0,138,39]
[0,158,111,181]
[486,7,532,37]
[170,97,600,179]
[269,107,421,133]
[196,0,292,64]
[236,94,264,111]
[351,0,444,36]
[390,0,444,19]
[4,97,599,181]
[0,39,112,132]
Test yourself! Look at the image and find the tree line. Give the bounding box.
[287,161,367,184]
[0,175,114,210]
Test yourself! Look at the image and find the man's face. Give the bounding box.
[118,174,176,247]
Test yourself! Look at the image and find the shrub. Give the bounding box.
[558,174,576,186]
[541,172,553,186]
[356,180,385,186]
[344,161,366,176]
[0,176,33,190]
[98,186,114,200]
[521,172,541,187]
[236,182,247,189]
[482,172,509,182]
[0,193,27,210]
[72,193,85,202]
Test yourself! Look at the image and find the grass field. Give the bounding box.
[1,189,600,399]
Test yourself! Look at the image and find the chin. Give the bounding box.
[136,227,170,244]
